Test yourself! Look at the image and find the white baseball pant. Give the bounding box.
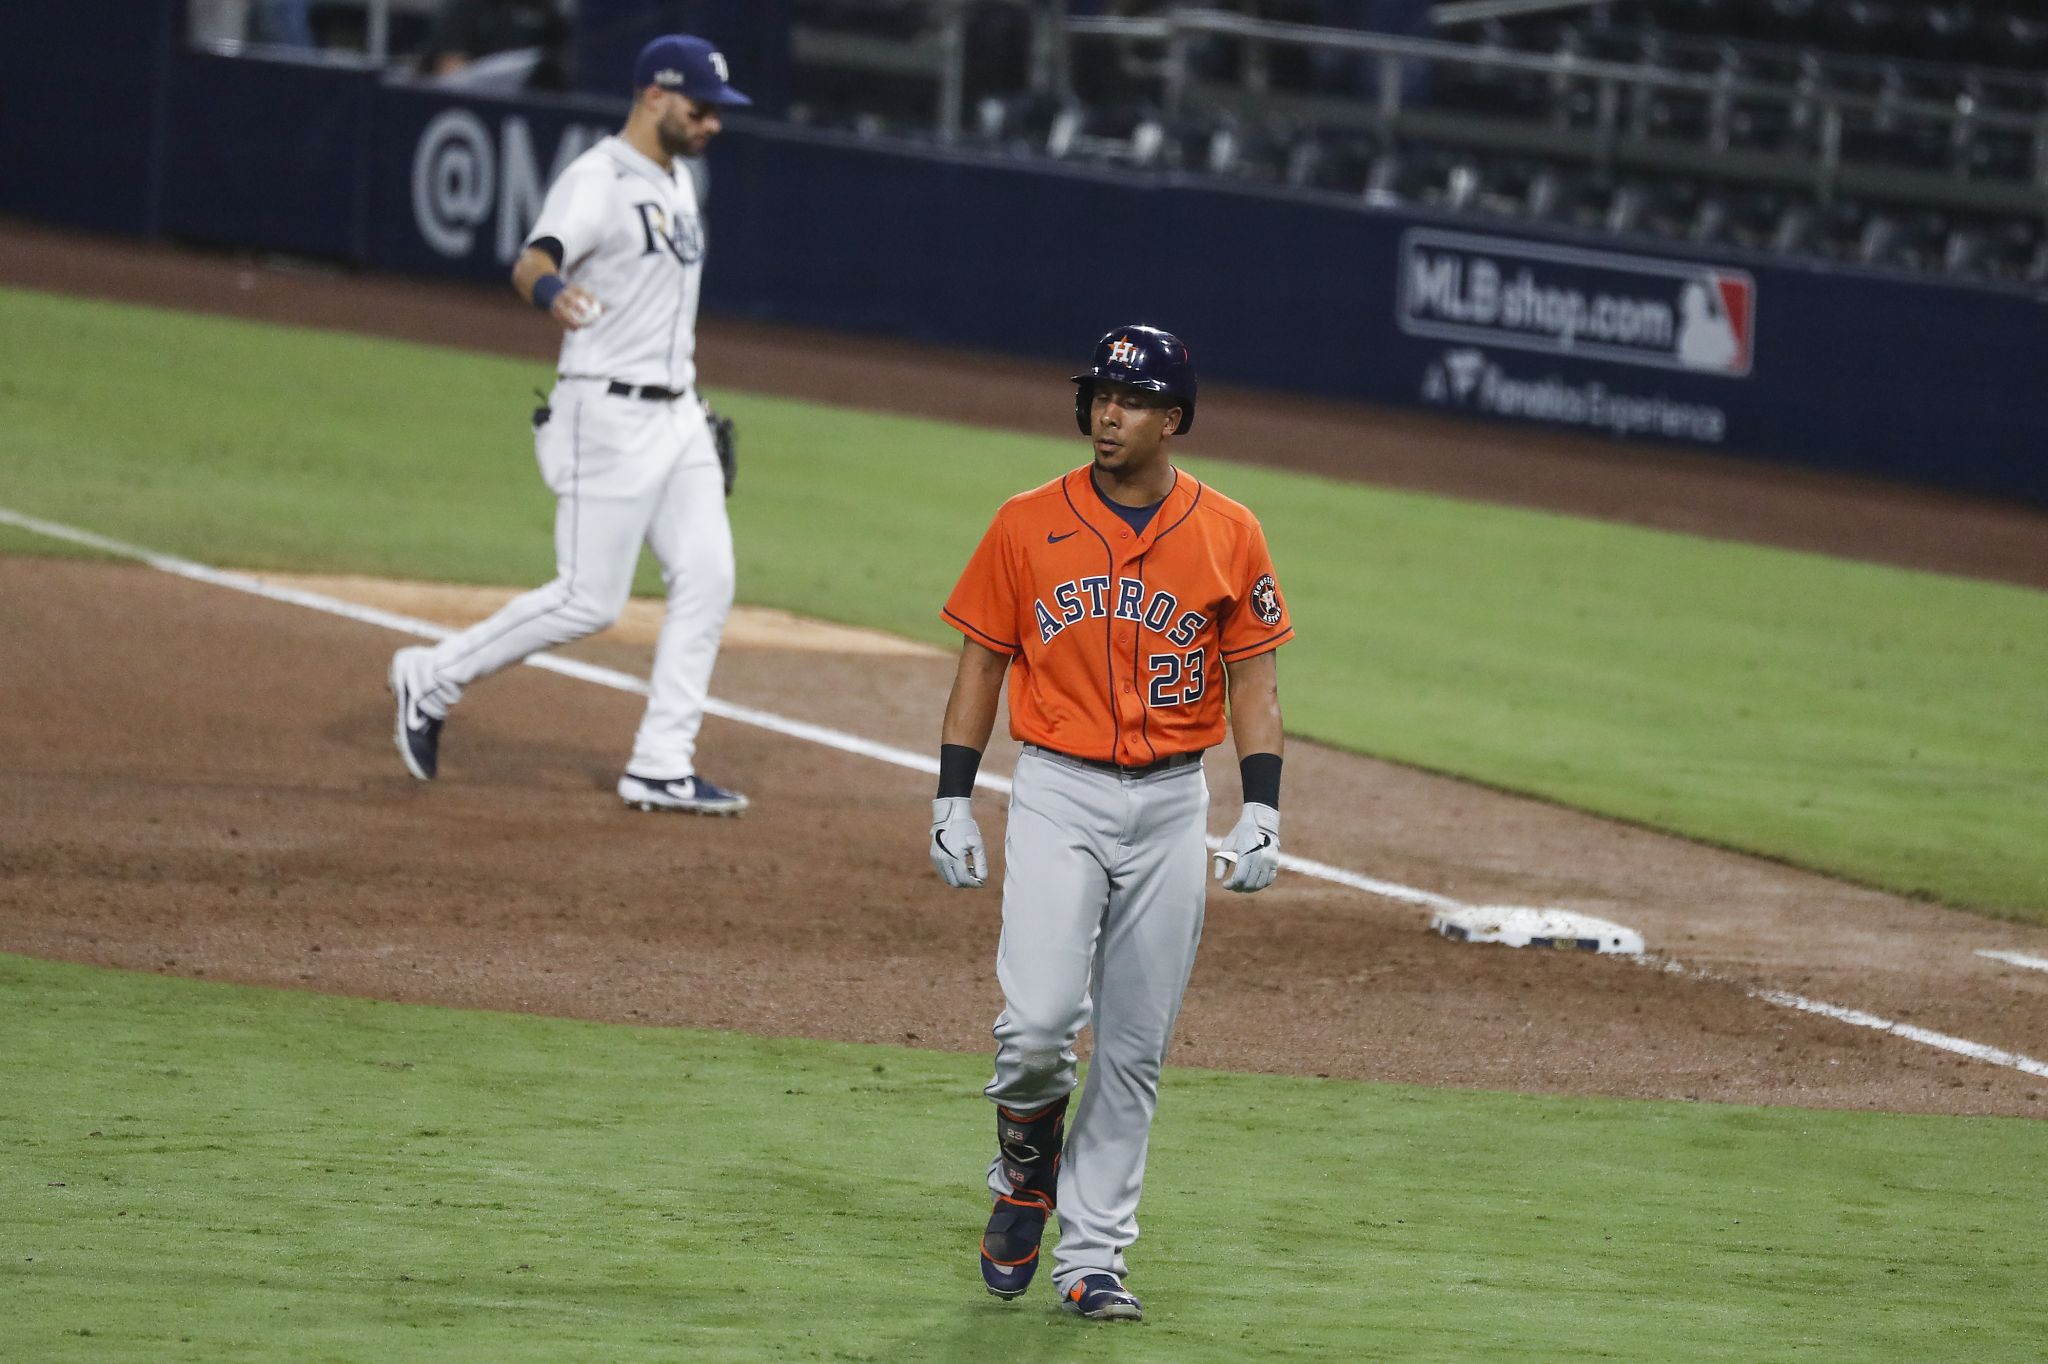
[404,377,734,778]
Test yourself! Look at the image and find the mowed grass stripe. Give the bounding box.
[1,285,2043,914]
[6,954,2046,1363]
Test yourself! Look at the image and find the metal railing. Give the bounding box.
[1430,0,1609,25]
[187,0,438,65]
[1056,8,2047,214]
[793,0,1065,144]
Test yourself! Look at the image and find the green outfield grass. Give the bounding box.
[6,953,2043,1363]
[2,285,2044,914]
[0,522,105,558]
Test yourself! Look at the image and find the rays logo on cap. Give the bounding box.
[710,51,730,82]
[1108,336,1139,366]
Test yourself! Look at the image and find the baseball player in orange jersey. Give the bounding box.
[930,324,1293,1321]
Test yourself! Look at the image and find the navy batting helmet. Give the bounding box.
[1072,325,1196,436]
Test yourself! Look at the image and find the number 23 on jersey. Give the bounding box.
[944,466,1294,768]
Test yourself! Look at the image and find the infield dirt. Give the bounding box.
[4,219,2046,1118]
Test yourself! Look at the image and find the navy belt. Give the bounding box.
[1038,747,1203,778]
[606,380,687,401]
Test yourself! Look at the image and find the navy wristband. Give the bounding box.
[1239,753,1282,809]
[532,274,566,312]
[937,744,983,799]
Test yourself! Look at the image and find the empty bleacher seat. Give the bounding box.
[1980,218,2047,282]
[1471,156,1548,217]
[1717,185,1794,248]
[796,0,2044,289]
[1966,125,2033,181]
[1748,0,1827,46]
[1285,130,1383,194]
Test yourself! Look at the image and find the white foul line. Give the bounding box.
[5,504,2043,1084]
[1978,949,2048,975]
[0,506,973,789]
[1752,990,2048,1080]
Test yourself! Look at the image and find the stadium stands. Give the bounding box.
[787,0,2048,285]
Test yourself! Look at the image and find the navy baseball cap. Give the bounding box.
[633,35,752,105]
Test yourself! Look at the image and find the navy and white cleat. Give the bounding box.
[388,647,443,781]
[980,1192,1051,1299]
[1061,1272,1143,1322]
[617,772,750,816]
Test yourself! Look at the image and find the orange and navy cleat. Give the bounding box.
[980,1191,1051,1298]
[1061,1272,1143,1321]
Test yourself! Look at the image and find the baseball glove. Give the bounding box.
[705,403,737,497]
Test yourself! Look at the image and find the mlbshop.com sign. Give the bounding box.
[1398,229,1756,378]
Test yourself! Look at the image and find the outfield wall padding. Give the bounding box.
[3,13,2044,505]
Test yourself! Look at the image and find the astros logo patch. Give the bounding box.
[1108,336,1139,366]
[1251,573,1283,626]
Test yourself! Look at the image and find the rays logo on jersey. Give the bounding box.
[1250,573,1283,626]
[1035,576,1209,646]
[635,203,705,264]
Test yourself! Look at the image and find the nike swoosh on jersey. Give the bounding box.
[1047,530,1078,543]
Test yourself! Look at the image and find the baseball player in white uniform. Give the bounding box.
[388,34,752,815]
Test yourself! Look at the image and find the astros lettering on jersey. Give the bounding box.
[944,466,1293,767]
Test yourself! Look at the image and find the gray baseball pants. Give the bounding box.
[983,744,1210,1292]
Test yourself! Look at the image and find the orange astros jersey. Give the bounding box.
[943,465,1294,767]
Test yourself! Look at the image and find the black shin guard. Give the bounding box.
[996,1096,1068,1206]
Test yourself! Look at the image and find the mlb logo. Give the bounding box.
[1678,271,1754,375]
[1108,336,1139,366]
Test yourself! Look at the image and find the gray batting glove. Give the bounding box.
[1213,802,1281,893]
[930,797,987,889]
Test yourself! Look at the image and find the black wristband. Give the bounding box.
[532,273,566,312]
[1239,752,1282,809]
[938,743,983,799]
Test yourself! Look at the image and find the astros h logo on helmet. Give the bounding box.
[1108,336,1139,366]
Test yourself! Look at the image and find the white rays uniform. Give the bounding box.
[399,135,733,781]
